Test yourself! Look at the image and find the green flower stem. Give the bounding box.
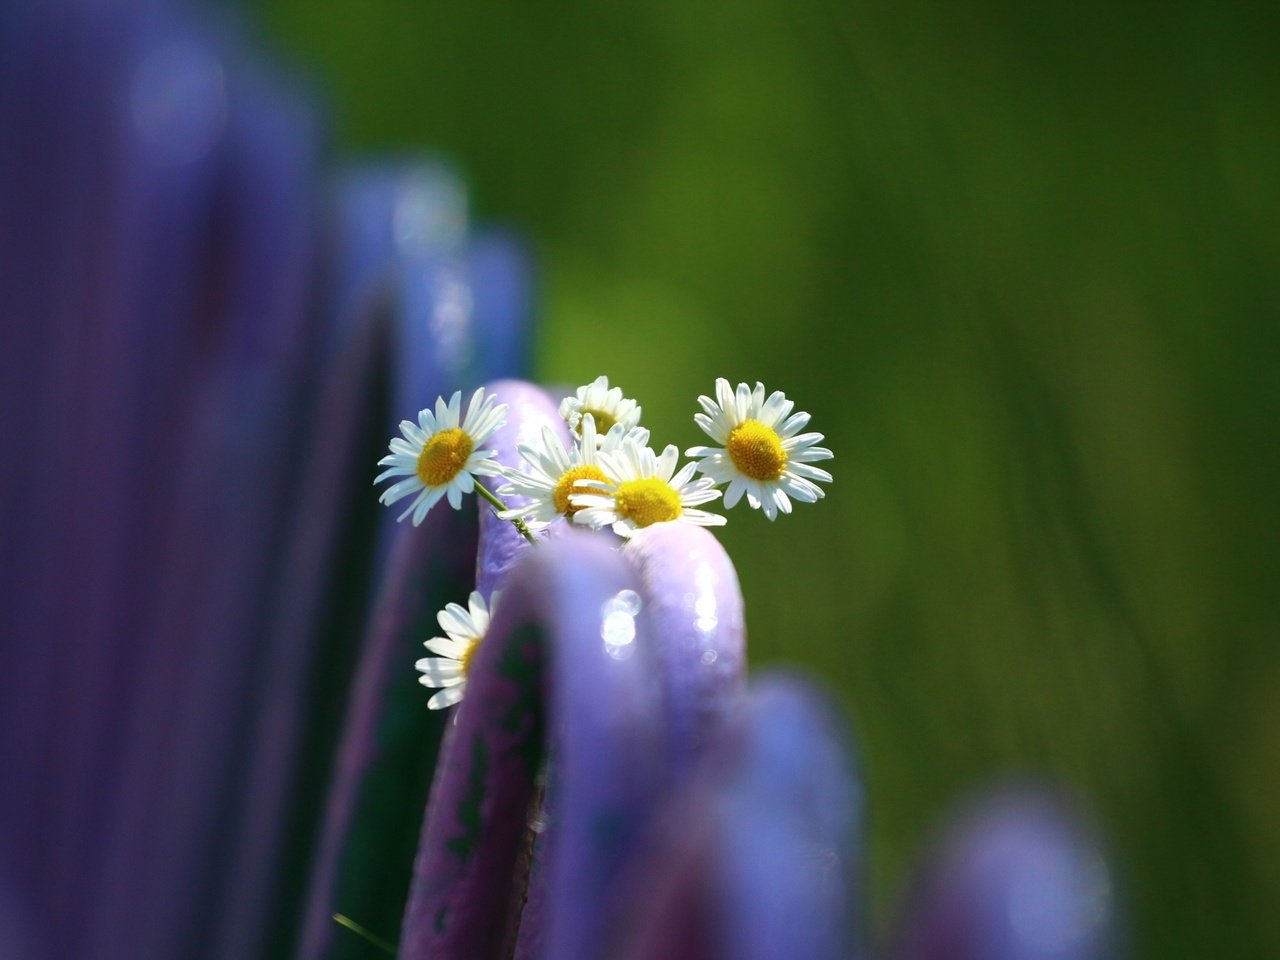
[475,480,538,545]
[332,914,397,956]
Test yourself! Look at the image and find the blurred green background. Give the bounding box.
[257,1,1276,956]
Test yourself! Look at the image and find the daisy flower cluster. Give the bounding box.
[376,375,832,708]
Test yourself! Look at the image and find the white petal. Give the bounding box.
[699,415,727,445]
[761,390,792,427]
[656,444,680,481]
[778,411,810,437]
[671,461,698,488]
[772,487,793,514]
[408,486,446,525]
[782,432,825,450]
[417,657,464,684]
[715,378,735,417]
[540,425,571,467]
[788,462,832,483]
[407,416,430,440]
[428,685,466,709]
[788,445,833,463]
[438,603,473,637]
[470,457,504,477]
[378,476,422,504]
[723,480,745,509]
[461,387,486,432]
[395,487,428,523]
[694,461,735,485]
[425,637,468,658]
[680,484,722,507]
[573,507,616,529]
[782,474,824,501]
[683,508,727,527]
[571,492,615,508]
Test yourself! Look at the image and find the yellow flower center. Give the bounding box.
[726,419,786,481]
[615,478,683,528]
[553,464,610,516]
[460,636,480,676]
[579,408,617,434]
[417,427,473,487]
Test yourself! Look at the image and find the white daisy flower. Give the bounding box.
[570,434,726,538]
[687,378,832,520]
[415,590,497,709]
[558,375,642,439]
[496,417,650,529]
[375,387,507,526]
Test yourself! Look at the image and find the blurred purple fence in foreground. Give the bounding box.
[0,3,1121,959]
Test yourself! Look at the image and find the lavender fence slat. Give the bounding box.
[399,532,665,960]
